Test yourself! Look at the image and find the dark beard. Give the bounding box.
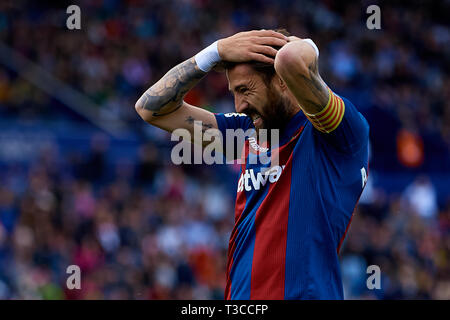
[260,85,294,132]
[251,85,295,148]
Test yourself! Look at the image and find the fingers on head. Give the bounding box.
[249,52,274,64]
[254,45,278,57]
[253,29,288,40]
[256,36,287,47]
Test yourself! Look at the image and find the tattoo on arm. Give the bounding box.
[151,104,182,117]
[137,57,206,116]
[298,57,329,114]
[185,116,214,133]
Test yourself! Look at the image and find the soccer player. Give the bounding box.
[135,29,370,299]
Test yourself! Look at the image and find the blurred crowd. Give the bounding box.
[1,0,449,170]
[0,0,449,299]
[0,138,235,299]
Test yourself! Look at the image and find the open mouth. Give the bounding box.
[252,114,262,127]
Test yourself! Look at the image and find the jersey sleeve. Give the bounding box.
[214,112,254,161]
[304,88,369,154]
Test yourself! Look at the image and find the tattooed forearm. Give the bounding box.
[275,42,330,115]
[185,115,214,133]
[136,57,206,116]
[297,57,329,114]
[151,104,182,117]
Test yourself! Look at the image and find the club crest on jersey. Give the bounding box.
[237,165,286,192]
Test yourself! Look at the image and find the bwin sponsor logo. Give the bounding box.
[237,165,286,192]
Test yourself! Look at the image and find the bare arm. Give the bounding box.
[274,37,329,114]
[135,30,288,143]
[275,37,348,134]
[135,57,218,138]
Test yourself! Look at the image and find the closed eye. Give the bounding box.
[237,86,249,95]
[232,85,248,95]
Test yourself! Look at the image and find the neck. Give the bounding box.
[285,96,302,121]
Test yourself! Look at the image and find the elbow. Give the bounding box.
[134,99,145,117]
[275,41,312,80]
[135,98,154,123]
[134,99,144,115]
[134,100,141,112]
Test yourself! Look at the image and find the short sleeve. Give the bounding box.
[306,91,369,155]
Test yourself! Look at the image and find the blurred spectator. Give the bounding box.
[402,175,438,221]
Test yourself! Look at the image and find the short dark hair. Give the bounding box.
[222,28,291,86]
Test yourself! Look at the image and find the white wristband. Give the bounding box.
[194,41,221,72]
[302,38,319,57]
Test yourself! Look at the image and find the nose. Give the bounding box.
[234,95,248,114]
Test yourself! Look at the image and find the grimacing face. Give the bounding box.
[226,64,295,132]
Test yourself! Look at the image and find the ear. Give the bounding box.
[274,75,288,92]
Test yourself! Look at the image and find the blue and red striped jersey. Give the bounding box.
[214,91,369,300]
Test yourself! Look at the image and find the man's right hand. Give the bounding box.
[217,30,288,65]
